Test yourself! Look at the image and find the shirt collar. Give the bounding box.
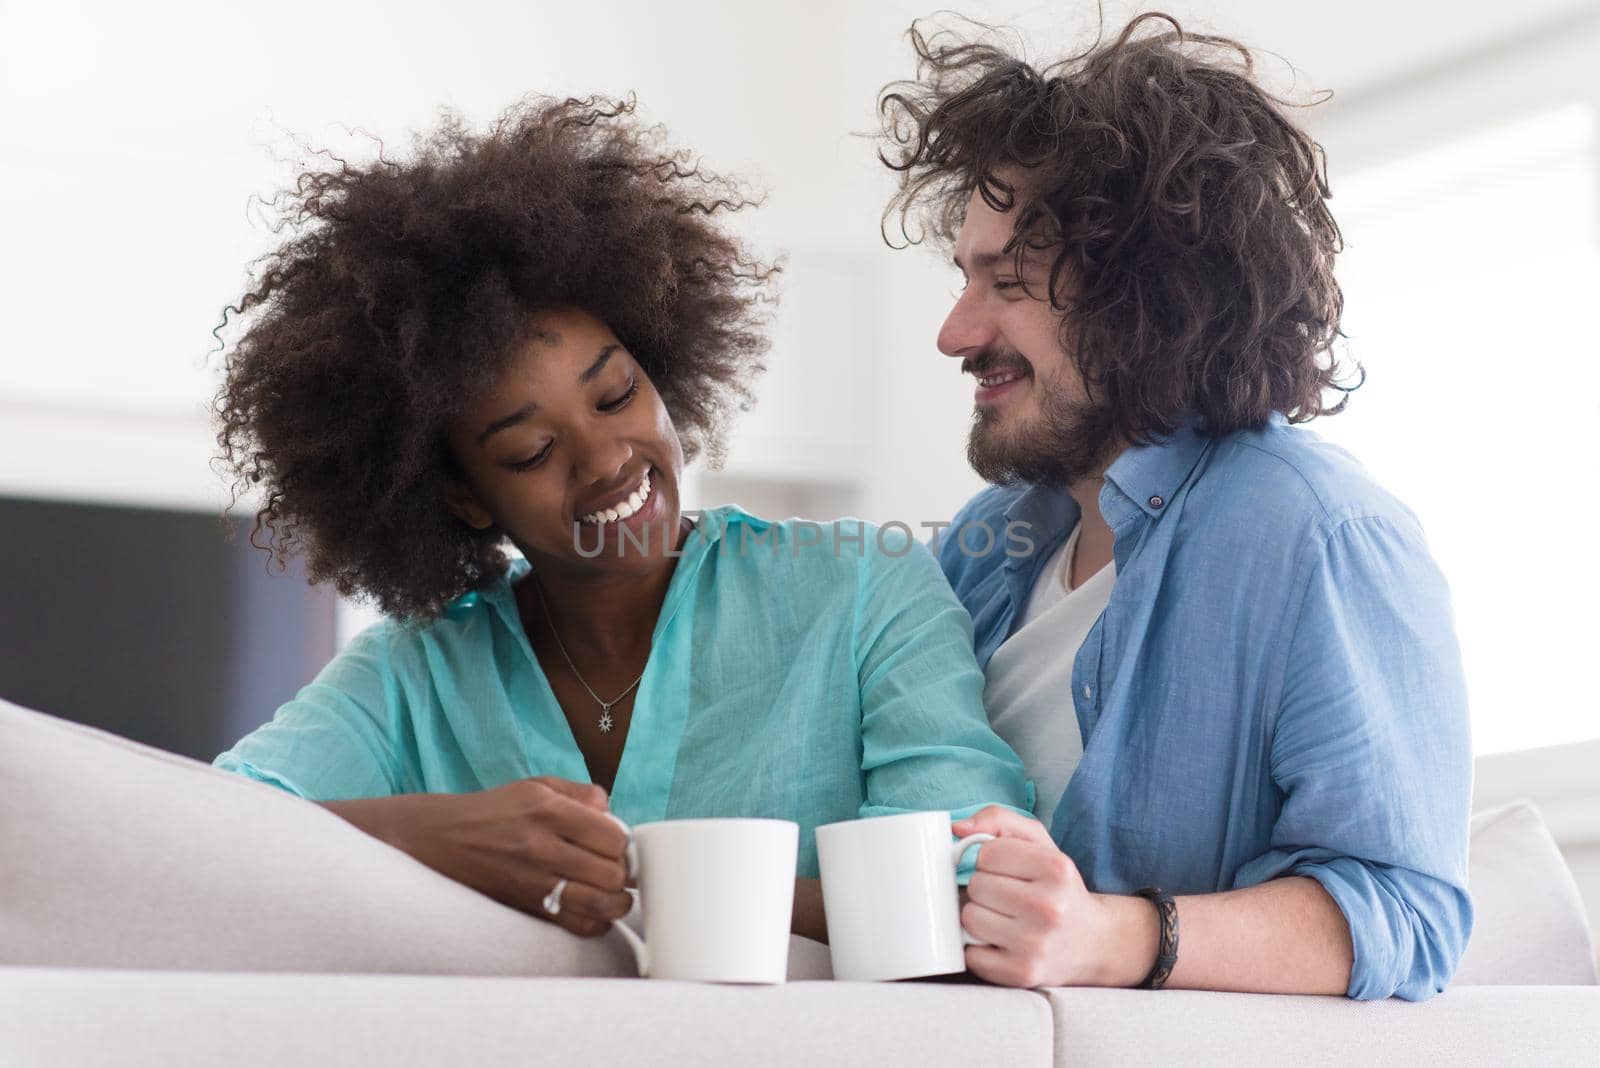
[996,411,1222,569]
[1101,411,1214,520]
[458,505,742,632]
[1001,483,1080,572]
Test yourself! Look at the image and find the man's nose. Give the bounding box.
[937,287,994,360]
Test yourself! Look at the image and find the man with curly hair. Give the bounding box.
[879,14,1472,1000]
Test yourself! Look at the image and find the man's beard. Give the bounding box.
[967,363,1117,487]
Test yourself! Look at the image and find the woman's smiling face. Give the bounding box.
[444,306,685,570]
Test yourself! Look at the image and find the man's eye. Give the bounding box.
[600,379,639,413]
[510,443,553,471]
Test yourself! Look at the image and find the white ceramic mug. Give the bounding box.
[815,810,994,982]
[607,816,798,984]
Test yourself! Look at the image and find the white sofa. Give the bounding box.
[2,698,1596,1066]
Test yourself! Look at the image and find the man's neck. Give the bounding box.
[1065,449,1122,587]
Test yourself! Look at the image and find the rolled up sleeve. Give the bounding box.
[1233,515,1474,1001]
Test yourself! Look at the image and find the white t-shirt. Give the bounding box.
[982,522,1115,824]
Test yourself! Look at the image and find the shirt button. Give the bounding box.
[1149,495,1165,509]
[1083,684,1092,700]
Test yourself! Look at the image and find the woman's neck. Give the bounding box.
[513,519,690,660]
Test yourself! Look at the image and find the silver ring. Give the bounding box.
[542,878,569,917]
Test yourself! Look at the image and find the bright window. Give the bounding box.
[1319,103,1600,755]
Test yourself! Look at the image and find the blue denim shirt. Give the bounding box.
[936,414,1473,1001]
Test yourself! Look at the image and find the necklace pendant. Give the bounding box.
[598,710,614,733]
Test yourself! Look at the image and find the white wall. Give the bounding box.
[10,0,1593,513]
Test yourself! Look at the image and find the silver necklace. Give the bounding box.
[532,579,645,734]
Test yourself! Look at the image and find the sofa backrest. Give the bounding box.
[0,697,832,979]
[1456,801,1598,985]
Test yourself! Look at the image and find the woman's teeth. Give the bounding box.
[979,370,1026,388]
[581,470,653,525]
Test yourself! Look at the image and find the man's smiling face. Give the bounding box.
[938,176,1115,486]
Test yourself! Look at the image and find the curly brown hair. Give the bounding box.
[213,95,776,621]
[878,11,1360,444]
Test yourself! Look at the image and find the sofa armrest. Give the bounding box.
[1043,985,1600,1065]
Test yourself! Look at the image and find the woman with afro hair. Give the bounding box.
[210,96,1031,943]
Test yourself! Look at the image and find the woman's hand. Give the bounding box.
[320,776,634,937]
[791,877,828,943]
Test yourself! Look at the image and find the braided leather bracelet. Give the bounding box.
[1132,886,1179,990]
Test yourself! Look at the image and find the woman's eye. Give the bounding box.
[510,443,553,471]
[994,279,1022,293]
[505,380,636,470]
[599,379,639,413]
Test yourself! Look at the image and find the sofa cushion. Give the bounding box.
[0,698,831,979]
[1042,986,1600,1065]
[0,969,1054,1068]
[1456,802,1598,985]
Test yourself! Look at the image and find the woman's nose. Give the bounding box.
[572,425,634,487]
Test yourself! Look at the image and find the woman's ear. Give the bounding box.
[443,480,495,531]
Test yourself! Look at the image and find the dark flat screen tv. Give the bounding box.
[0,496,339,762]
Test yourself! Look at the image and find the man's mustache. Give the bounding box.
[960,350,1032,377]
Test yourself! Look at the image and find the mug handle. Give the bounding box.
[602,813,648,975]
[951,831,996,948]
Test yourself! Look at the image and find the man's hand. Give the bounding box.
[954,806,1158,988]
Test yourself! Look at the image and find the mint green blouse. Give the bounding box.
[215,505,1033,877]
